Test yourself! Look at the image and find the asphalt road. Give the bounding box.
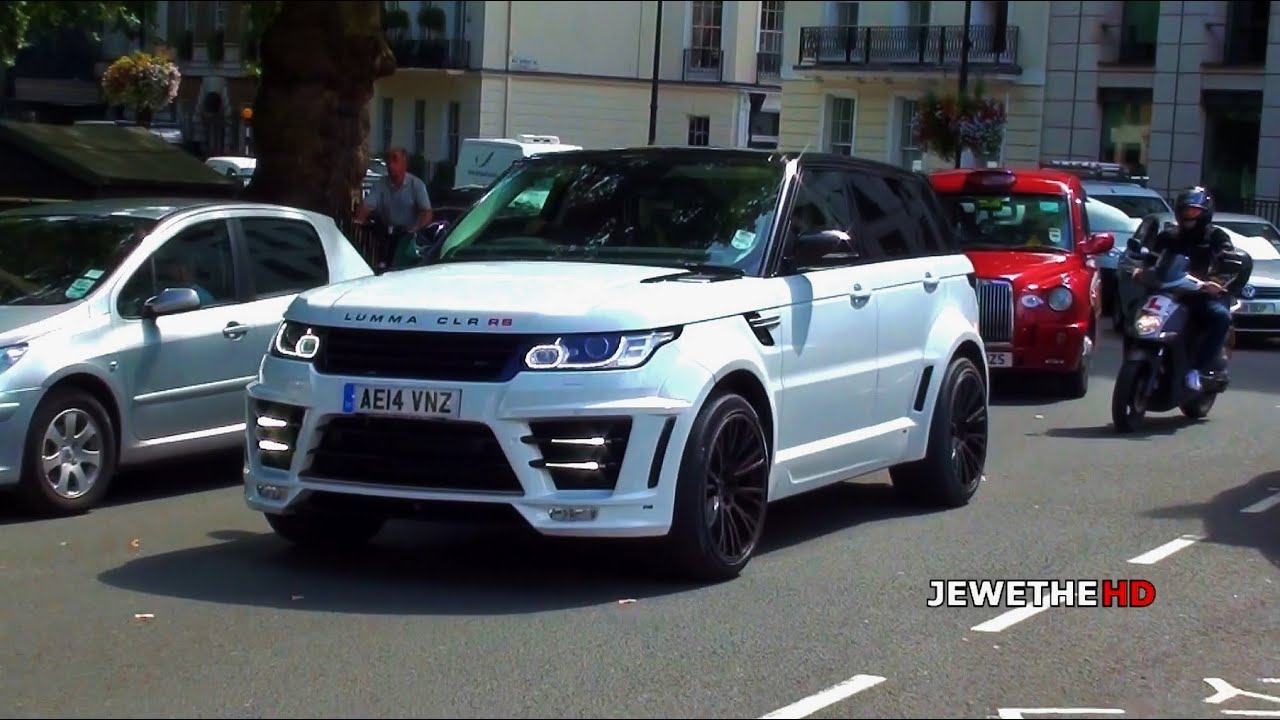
[2,330,1277,720]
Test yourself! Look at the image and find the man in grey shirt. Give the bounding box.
[355,147,434,268]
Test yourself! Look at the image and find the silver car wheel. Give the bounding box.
[40,408,104,500]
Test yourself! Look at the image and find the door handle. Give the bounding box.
[923,271,940,291]
[222,322,248,340]
[850,283,872,308]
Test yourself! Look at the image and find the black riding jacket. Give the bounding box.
[1150,224,1234,278]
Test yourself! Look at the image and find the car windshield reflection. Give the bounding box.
[940,193,1074,253]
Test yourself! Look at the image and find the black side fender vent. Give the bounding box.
[744,312,781,346]
[913,365,934,412]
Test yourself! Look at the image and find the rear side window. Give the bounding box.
[887,175,957,256]
[239,217,330,298]
[847,173,916,258]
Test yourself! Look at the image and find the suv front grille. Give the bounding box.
[305,415,524,494]
[975,279,1014,343]
[315,327,535,383]
[522,418,633,491]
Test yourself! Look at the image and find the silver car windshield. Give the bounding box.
[0,214,150,306]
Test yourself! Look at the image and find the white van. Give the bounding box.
[453,134,581,190]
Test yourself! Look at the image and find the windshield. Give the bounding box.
[431,154,785,274]
[0,214,150,306]
[1217,221,1280,251]
[940,193,1073,252]
[1091,194,1169,218]
[1086,200,1141,236]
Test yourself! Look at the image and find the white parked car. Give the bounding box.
[244,148,990,581]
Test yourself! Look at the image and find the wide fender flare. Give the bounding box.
[916,306,987,444]
[674,320,780,459]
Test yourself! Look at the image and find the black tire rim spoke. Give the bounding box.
[950,372,988,490]
[703,411,769,565]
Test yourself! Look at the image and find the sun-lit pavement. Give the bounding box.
[1,330,1276,719]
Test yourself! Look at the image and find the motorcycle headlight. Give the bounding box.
[271,321,322,361]
[0,343,28,375]
[1134,313,1162,336]
[523,329,680,371]
[1046,286,1074,311]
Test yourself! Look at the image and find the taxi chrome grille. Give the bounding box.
[975,279,1014,343]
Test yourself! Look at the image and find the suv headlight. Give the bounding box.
[1046,287,1074,311]
[270,321,322,361]
[0,344,28,374]
[523,329,680,371]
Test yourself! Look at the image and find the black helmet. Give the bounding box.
[1173,186,1214,232]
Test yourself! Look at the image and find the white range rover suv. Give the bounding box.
[244,147,990,581]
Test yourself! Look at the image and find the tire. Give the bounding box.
[889,356,988,508]
[264,511,385,550]
[663,392,771,583]
[1061,331,1094,399]
[17,387,117,516]
[1111,359,1150,433]
[1180,393,1216,419]
[1111,296,1126,333]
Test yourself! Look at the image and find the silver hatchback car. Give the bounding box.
[0,199,373,515]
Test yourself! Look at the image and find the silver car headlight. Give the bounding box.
[0,344,28,375]
[523,329,680,371]
[270,321,322,361]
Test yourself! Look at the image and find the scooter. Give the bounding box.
[1111,240,1251,433]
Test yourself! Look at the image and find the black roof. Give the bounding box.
[514,145,920,177]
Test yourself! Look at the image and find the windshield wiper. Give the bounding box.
[674,262,745,276]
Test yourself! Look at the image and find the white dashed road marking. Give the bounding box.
[971,603,1051,633]
[1240,491,1280,514]
[996,709,1126,718]
[1127,534,1203,565]
[759,674,886,719]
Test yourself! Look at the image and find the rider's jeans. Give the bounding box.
[1189,296,1232,371]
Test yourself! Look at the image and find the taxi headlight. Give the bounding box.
[1046,287,1074,312]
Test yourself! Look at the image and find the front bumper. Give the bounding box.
[985,320,1091,373]
[0,387,42,487]
[243,344,714,538]
[1232,299,1280,334]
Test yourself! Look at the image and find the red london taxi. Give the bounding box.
[927,167,1115,398]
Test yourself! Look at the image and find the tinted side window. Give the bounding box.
[785,168,857,270]
[886,175,954,255]
[240,218,330,298]
[848,174,917,258]
[117,220,237,318]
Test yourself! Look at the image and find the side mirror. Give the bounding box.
[1125,236,1144,255]
[1082,231,1115,255]
[793,229,854,267]
[141,287,201,319]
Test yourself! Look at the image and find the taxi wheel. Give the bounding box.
[17,387,118,517]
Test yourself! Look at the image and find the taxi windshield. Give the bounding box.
[940,193,1073,252]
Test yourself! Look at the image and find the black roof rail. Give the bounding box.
[1038,159,1145,186]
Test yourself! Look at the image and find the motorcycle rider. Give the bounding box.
[1133,186,1234,392]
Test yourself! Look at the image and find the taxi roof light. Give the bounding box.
[963,169,1017,190]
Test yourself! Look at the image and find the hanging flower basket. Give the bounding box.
[101,51,182,126]
[910,83,1007,164]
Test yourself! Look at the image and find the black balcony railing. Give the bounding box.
[798,24,1020,71]
[1116,38,1157,64]
[683,48,724,82]
[389,37,471,70]
[756,51,782,84]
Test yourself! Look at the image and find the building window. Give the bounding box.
[898,99,922,170]
[212,1,226,29]
[833,1,859,27]
[1117,0,1158,64]
[827,97,855,155]
[748,110,780,149]
[688,115,711,146]
[907,0,931,25]
[1098,95,1152,179]
[759,1,784,54]
[413,100,426,157]
[380,98,394,151]
[446,101,460,163]
[182,1,193,30]
[691,1,724,51]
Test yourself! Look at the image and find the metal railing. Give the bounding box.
[756,51,782,84]
[683,48,724,82]
[798,24,1020,69]
[388,37,471,70]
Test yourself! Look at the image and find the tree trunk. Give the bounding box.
[243,1,396,218]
